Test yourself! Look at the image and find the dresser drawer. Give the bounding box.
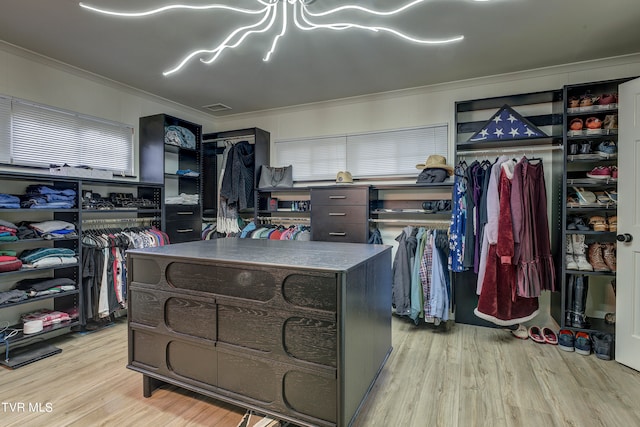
[311,222,368,243]
[311,204,368,222]
[166,219,201,243]
[311,187,369,206]
[165,204,200,221]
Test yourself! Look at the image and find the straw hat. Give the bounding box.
[336,171,353,184]
[415,155,453,175]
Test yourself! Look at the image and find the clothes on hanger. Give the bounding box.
[217,140,255,234]
[472,156,556,326]
[82,226,168,320]
[392,226,450,324]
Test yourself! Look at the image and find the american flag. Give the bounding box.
[468,104,547,142]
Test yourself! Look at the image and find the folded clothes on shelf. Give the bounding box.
[165,193,200,205]
[0,193,21,209]
[175,169,200,177]
[21,185,76,209]
[21,309,71,327]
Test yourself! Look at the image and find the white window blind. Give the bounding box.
[8,98,134,175]
[275,136,346,181]
[0,96,10,164]
[274,124,448,181]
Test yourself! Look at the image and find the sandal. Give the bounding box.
[572,187,597,205]
[528,326,546,343]
[511,324,529,340]
[608,215,617,232]
[589,215,609,231]
[542,327,558,345]
[593,191,615,206]
[606,190,617,203]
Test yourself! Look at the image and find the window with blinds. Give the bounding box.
[0,96,134,176]
[274,124,448,181]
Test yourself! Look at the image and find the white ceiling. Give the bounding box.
[1,0,640,117]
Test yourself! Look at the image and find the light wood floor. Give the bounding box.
[1,317,639,427]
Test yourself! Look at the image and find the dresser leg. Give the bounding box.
[143,374,164,398]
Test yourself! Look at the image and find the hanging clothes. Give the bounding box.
[392,226,417,317]
[389,227,450,325]
[474,160,539,326]
[448,165,467,273]
[217,140,254,234]
[82,227,169,321]
[476,155,510,293]
[512,158,556,297]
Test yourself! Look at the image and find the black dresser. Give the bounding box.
[126,239,392,427]
[310,186,377,243]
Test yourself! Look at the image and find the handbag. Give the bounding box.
[258,165,293,189]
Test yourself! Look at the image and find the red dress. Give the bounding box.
[475,165,539,326]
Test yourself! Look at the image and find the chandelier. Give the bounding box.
[79,0,465,76]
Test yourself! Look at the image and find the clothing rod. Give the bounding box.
[456,144,563,156]
[81,217,159,225]
[369,218,450,226]
[257,216,311,223]
[203,135,256,144]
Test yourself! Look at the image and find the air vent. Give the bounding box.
[202,103,232,113]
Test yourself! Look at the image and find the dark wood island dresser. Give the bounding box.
[126,239,392,427]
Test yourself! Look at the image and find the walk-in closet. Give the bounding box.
[2,2,640,426]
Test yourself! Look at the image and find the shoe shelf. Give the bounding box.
[567,105,618,115]
[551,77,632,336]
[565,230,616,236]
[565,269,616,276]
[563,317,615,335]
[565,180,617,188]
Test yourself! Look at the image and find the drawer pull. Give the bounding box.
[329,195,347,199]
[176,228,194,233]
[329,232,347,236]
[176,212,194,215]
[329,212,346,216]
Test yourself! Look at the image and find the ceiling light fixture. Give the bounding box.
[79,0,464,76]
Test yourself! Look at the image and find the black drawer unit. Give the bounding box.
[165,204,201,243]
[310,186,377,244]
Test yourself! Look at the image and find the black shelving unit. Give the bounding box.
[201,127,270,221]
[453,89,564,328]
[0,171,165,362]
[139,114,202,243]
[551,77,635,335]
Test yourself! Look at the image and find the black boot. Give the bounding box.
[571,275,590,328]
[565,275,575,326]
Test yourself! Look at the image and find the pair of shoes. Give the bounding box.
[558,329,575,352]
[575,332,591,355]
[591,332,614,360]
[528,326,558,344]
[597,140,617,158]
[588,242,616,272]
[588,215,608,231]
[603,114,617,131]
[586,166,614,180]
[569,141,592,155]
[610,167,618,181]
[567,235,593,271]
[567,215,590,231]
[511,324,528,340]
[571,187,597,204]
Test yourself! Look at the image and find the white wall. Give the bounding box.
[0,42,218,177]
